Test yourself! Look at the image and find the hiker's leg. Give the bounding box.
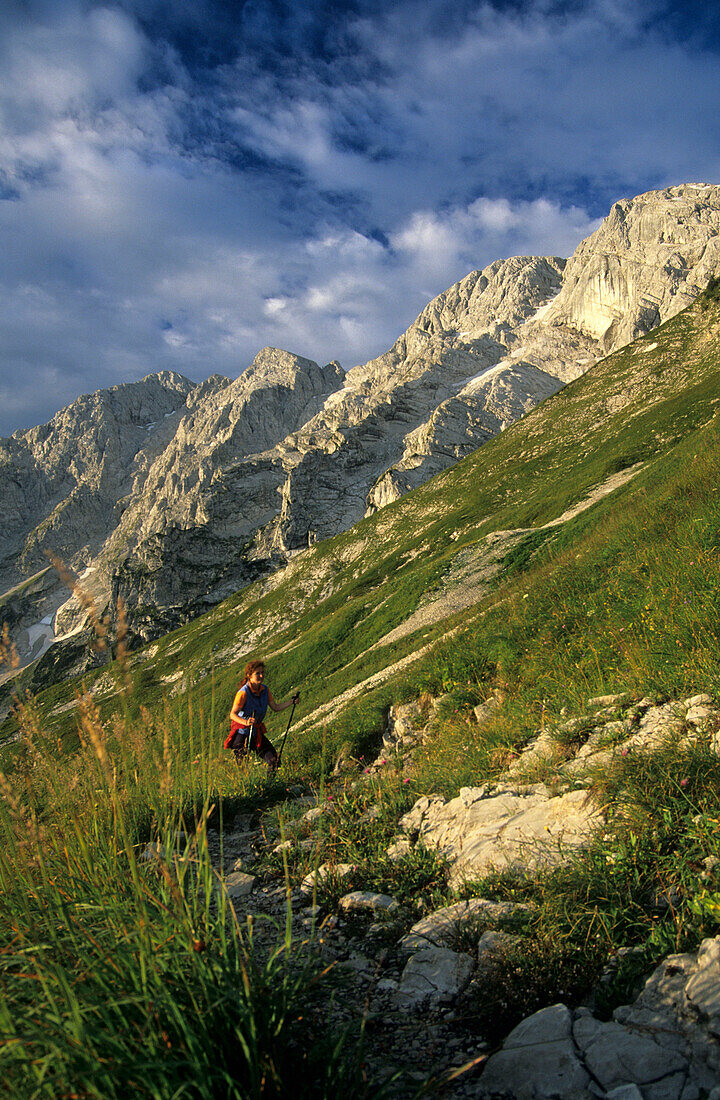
[259,737,278,777]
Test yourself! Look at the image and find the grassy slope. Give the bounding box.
[3,282,720,773]
[3,283,720,1096]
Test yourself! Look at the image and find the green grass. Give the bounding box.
[3,283,720,1081]
[0,687,390,1099]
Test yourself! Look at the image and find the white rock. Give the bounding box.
[338,891,398,914]
[386,838,412,861]
[400,897,529,952]
[223,871,256,899]
[401,785,601,886]
[300,862,354,894]
[478,1005,590,1098]
[580,1021,686,1089]
[684,937,720,1022]
[478,1040,591,1098]
[395,947,474,1008]
[398,794,446,836]
[685,706,714,727]
[505,1003,573,1047]
[684,694,714,708]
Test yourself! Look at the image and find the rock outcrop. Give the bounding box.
[3,184,720,680]
[394,784,601,888]
[477,938,720,1098]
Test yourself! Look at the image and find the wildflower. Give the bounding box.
[621,748,629,757]
[403,778,410,784]
[364,768,370,774]
[680,777,689,787]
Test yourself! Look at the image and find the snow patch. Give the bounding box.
[323,390,347,409]
[455,360,512,395]
[527,288,562,323]
[641,342,658,353]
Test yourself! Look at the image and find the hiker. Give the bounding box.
[226,660,299,776]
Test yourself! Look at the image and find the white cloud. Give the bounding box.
[1,0,720,435]
[390,197,599,291]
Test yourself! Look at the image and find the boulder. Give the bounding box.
[223,871,256,899]
[395,947,474,1009]
[400,897,529,953]
[476,937,720,1098]
[577,1020,686,1090]
[478,1004,591,1098]
[684,937,720,1029]
[338,891,398,914]
[398,784,600,886]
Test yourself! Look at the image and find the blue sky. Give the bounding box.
[1,0,719,436]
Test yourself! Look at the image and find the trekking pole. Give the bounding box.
[277,693,299,769]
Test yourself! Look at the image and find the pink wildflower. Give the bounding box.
[680,777,689,787]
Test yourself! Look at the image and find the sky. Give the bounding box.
[1,0,720,436]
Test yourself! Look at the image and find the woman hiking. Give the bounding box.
[226,660,299,776]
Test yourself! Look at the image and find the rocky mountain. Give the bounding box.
[2,183,720,685]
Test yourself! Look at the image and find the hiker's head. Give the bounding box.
[245,660,265,687]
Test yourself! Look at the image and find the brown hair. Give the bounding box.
[244,660,265,682]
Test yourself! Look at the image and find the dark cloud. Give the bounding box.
[0,0,718,436]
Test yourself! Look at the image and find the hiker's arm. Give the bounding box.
[230,690,249,724]
[267,689,298,713]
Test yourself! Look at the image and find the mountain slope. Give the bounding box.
[5,275,720,760]
[3,184,720,686]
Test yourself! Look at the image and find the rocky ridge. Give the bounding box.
[3,184,720,680]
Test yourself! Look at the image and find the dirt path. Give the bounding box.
[370,462,645,650]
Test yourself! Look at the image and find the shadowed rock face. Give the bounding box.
[3,184,720,674]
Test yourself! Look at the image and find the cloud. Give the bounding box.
[390,198,599,289]
[1,0,719,436]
